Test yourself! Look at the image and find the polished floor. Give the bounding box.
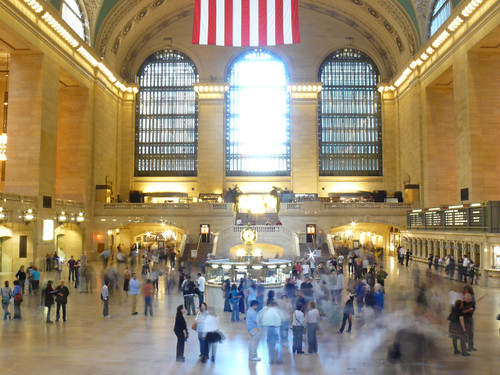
[1,257,499,375]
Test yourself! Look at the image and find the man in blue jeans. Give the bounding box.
[262,301,282,364]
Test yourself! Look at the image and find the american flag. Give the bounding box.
[192,0,301,46]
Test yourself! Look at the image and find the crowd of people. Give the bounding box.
[1,244,494,369]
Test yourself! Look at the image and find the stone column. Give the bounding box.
[197,87,225,195]
[5,52,59,197]
[454,51,500,201]
[5,52,59,264]
[289,85,320,194]
[56,85,89,202]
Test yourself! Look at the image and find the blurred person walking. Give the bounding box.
[462,293,477,352]
[123,267,131,296]
[1,280,12,320]
[279,295,293,342]
[354,279,367,314]
[15,266,27,295]
[448,300,469,356]
[262,301,282,364]
[12,280,22,319]
[231,284,240,322]
[181,275,196,316]
[338,291,354,334]
[202,307,221,363]
[194,302,208,359]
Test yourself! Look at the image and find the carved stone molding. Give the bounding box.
[82,0,103,32]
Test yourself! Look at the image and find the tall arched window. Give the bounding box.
[226,50,290,176]
[429,0,451,37]
[135,50,199,176]
[62,0,89,44]
[318,49,382,176]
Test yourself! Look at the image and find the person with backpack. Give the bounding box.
[181,274,196,315]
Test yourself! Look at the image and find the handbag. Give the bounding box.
[206,331,222,343]
[2,297,9,304]
[14,293,23,303]
[192,321,198,331]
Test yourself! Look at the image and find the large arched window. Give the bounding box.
[318,49,382,176]
[135,50,199,176]
[226,50,290,176]
[429,0,451,37]
[62,0,89,44]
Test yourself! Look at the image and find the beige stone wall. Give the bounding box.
[290,94,319,194]
[397,86,423,201]
[56,85,89,202]
[467,51,500,201]
[5,53,59,197]
[424,85,457,206]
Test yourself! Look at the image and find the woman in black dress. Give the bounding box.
[448,300,469,356]
[174,304,188,362]
[44,280,55,323]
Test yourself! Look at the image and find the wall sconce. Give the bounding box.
[107,230,113,235]
[57,211,68,224]
[23,209,36,223]
[0,207,7,222]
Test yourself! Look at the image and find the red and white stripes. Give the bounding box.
[193,0,300,46]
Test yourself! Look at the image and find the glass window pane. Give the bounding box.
[62,0,87,43]
[134,50,199,177]
[430,0,451,37]
[318,49,382,177]
[226,50,290,176]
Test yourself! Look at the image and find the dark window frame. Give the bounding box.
[318,48,382,177]
[134,50,199,177]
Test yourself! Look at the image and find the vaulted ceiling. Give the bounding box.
[53,0,465,81]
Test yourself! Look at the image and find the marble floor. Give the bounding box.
[1,257,499,375]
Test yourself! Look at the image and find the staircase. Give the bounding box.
[180,242,213,263]
[237,212,280,225]
[299,242,328,262]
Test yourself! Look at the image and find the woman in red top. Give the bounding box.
[142,279,154,316]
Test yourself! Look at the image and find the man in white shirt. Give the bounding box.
[463,256,470,268]
[262,301,282,364]
[197,273,206,306]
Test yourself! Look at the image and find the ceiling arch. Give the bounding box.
[92,0,421,82]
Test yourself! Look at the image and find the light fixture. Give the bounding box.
[0,207,7,222]
[23,209,36,223]
[107,230,112,235]
[211,264,219,269]
[57,211,68,224]
[76,212,85,223]
[252,265,263,270]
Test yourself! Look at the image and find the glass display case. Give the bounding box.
[206,259,292,286]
